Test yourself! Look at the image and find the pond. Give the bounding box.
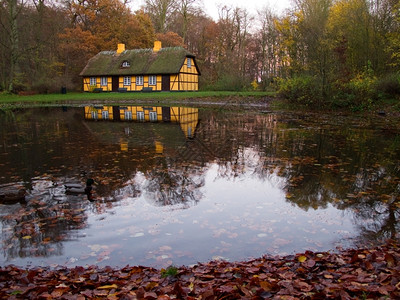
[0,104,399,269]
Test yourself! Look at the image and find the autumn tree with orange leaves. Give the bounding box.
[60,0,155,87]
[0,0,399,104]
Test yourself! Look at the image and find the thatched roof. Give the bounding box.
[80,47,200,76]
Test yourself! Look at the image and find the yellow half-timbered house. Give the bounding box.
[80,41,200,92]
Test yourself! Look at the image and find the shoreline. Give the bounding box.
[1,242,399,298]
[1,93,399,118]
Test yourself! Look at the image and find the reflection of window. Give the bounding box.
[123,76,131,86]
[137,111,144,121]
[149,111,157,122]
[187,58,191,68]
[149,75,157,85]
[188,126,192,138]
[102,111,109,119]
[122,61,130,67]
[136,76,143,86]
[91,111,98,119]
[120,141,128,151]
[100,77,107,86]
[124,111,132,120]
[90,77,96,86]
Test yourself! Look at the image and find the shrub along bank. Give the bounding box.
[277,72,400,112]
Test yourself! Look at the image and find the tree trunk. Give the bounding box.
[8,0,19,92]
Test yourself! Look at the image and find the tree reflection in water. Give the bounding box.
[1,179,89,261]
[0,107,399,265]
[143,165,204,207]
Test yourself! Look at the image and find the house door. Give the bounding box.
[162,75,170,91]
[112,76,119,92]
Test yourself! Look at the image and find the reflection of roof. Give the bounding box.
[80,47,199,76]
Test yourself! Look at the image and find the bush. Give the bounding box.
[259,76,279,92]
[277,76,323,106]
[32,82,50,94]
[12,81,28,93]
[331,73,378,111]
[376,73,400,97]
[206,74,246,91]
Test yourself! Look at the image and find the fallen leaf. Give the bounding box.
[98,284,118,289]
[385,253,396,267]
[304,259,316,268]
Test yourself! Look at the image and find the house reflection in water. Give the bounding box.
[84,106,199,139]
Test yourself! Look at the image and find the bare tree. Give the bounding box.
[176,0,201,43]
[256,7,280,86]
[144,0,177,33]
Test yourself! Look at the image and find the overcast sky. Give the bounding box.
[131,0,293,21]
[201,0,292,20]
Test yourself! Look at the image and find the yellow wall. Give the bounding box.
[83,77,112,91]
[119,75,162,91]
[180,58,199,75]
[170,58,199,91]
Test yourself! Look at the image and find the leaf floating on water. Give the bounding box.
[22,235,31,240]
[212,256,227,261]
[298,255,307,263]
[159,246,172,251]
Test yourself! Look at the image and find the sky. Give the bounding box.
[201,0,292,20]
[131,0,293,21]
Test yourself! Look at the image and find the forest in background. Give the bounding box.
[0,0,399,109]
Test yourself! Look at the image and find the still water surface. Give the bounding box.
[0,105,399,268]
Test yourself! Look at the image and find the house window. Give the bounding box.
[149,111,157,122]
[123,76,131,86]
[136,76,143,86]
[102,110,109,120]
[91,111,98,119]
[100,77,107,86]
[187,58,192,68]
[122,61,130,68]
[137,111,144,121]
[149,75,157,86]
[90,77,96,86]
